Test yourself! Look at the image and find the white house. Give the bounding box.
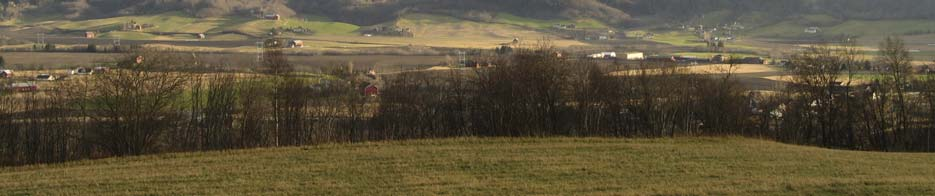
[588,52,617,59]
[805,27,821,34]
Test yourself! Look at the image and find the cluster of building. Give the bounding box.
[587,52,645,60]
[0,67,108,93]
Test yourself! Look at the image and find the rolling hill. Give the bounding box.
[1,137,934,195]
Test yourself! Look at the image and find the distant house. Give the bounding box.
[364,84,380,97]
[94,67,110,74]
[0,70,12,78]
[196,33,206,39]
[11,82,38,92]
[288,40,305,48]
[741,57,765,64]
[588,52,617,59]
[626,52,645,60]
[265,14,281,20]
[71,67,94,75]
[711,55,726,63]
[36,74,56,81]
[85,31,96,39]
[805,27,820,34]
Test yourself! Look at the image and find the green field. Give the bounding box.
[43,12,361,39]
[1,137,934,195]
[748,19,935,41]
[493,13,608,29]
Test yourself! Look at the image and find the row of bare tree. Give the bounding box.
[2,38,935,166]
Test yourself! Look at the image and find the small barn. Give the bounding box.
[364,84,380,97]
[288,40,305,48]
[741,57,765,64]
[85,31,96,39]
[36,74,56,81]
[588,52,617,59]
[265,14,281,20]
[11,82,38,92]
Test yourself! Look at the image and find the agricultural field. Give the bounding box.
[6,12,589,51]
[0,52,448,73]
[1,137,934,195]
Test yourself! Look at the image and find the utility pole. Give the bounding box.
[457,50,466,67]
[256,40,264,68]
[36,33,45,45]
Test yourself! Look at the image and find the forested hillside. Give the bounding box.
[2,0,935,26]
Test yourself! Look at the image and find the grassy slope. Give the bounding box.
[292,13,587,49]
[29,12,586,49]
[46,12,361,39]
[1,137,934,195]
[493,13,608,29]
[748,19,935,41]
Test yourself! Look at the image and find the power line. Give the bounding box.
[36,33,45,45]
[256,40,264,68]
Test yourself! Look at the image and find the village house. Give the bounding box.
[805,27,821,34]
[626,52,645,60]
[588,52,617,59]
[35,74,56,81]
[11,82,38,92]
[265,14,281,20]
[288,40,305,48]
[85,31,96,39]
[0,70,12,78]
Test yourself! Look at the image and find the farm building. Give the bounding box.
[196,33,206,39]
[11,82,38,92]
[71,67,93,75]
[588,52,617,59]
[36,74,56,81]
[626,52,645,60]
[288,40,305,48]
[85,31,96,38]
[364,84,380,97]
[0,70,12,78]
[711,55,726,63]
[741,57,765,64]
[805,27,821,34]
[265,14,281,20]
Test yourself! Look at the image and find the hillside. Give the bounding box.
[1,137,934,195]
[6,0,935,27]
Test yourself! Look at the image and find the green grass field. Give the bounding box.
[493,13,608,29]
[1,137,934,195]
[748,19,935,42]
[43,12,361,39]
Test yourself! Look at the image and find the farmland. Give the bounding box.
[1,137,933,195]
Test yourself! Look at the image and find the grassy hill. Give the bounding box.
[1,137,934,195]
[40,12,361,39]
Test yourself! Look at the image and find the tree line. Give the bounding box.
[2,37,935,166]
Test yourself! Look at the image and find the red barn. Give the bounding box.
[364,84,380,97]
[11,83,38,92]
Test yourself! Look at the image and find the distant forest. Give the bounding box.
[2,0,935,26]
